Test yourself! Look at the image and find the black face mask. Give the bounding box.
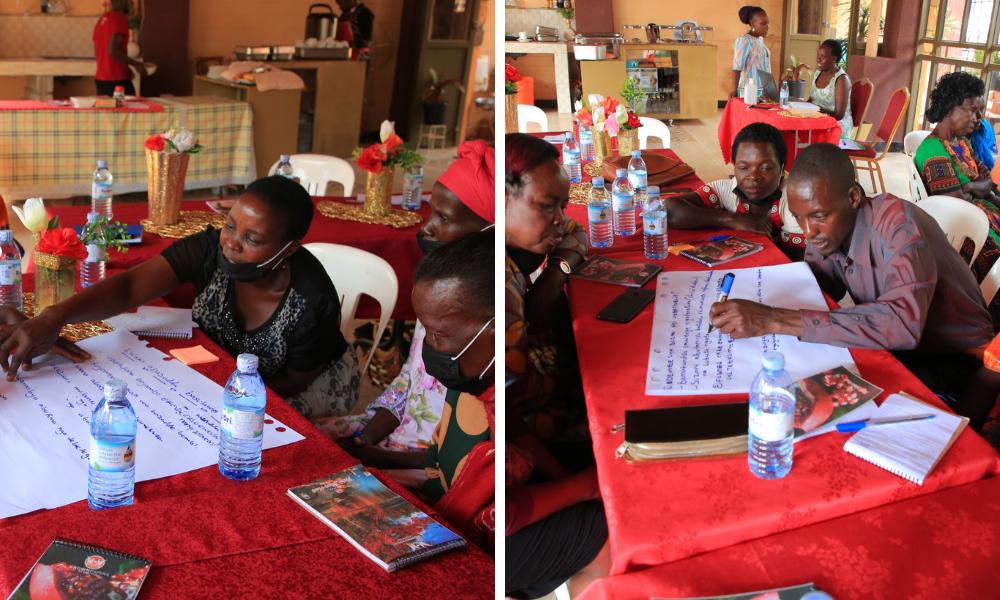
[416,230,446,257]
[506,246,547,276]
[217,241,292,281]
[422,317,496,396]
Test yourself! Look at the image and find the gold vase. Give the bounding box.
[364,168,394,216]
[618,127,639,156]
[33,252,77,312]
[593,130,612,167]
[505,93,518,134]
[146,149,191,225]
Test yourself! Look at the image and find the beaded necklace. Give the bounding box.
[934,134,978,179]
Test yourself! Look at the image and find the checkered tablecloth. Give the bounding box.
[0,96,256,201]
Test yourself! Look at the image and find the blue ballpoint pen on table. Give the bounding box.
[669,235,729,248]
[706,272,735,333]
[835,414,936,433]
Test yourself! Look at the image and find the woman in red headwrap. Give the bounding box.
[320,141,495,492]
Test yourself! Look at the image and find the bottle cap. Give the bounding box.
[104,379,127,400]
[97,159,108,169]
[647,186,660,197]
[114,85,124,91]
[616,168,627,177]
[632,151,641,158]
[237,353,259,372]
[86,212,101,224]
[592,177,605,187]
[280,154,290,161]
[761,351,785,371]
[0,229,11,243]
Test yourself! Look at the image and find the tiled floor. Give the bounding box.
[541,108,915,199]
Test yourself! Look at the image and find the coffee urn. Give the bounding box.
[305,4,337,40]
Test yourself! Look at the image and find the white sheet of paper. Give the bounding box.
[104,307,197,333]
[0,329,304,519]
[789,101,819,111]
[645,263,856,395]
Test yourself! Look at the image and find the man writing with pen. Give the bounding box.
[708,142,1000,433]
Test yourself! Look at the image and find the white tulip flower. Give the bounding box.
[12,197,47,234]
[380,120,395,143]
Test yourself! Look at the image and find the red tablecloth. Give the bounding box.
[718,98,840,168]
[577,475,1000,600]
[567,231,1000,576]
[46,197,426,321]
[0,308,493,597]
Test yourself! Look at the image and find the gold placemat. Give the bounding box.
[141,211,227,239]
[22,293,114,342]
[316,201,424,229]
[570,162,614,205]
[777,110,825,119]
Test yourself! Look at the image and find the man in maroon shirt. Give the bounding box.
[92,0,146,96]
[709,143,1000,430]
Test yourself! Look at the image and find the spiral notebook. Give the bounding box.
[104,306,197,339]
[843,393,967,485]
[6,537,151,600]
[287,464,466,572]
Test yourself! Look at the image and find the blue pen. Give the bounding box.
[670,235,729,248]
[835,414,936,433]
[707,272,735,333]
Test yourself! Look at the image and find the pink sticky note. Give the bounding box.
[169,345,220,366]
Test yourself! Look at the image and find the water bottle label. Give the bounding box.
[92,181,113,199]
[588,205,610,224]
[613,193,634,212]
[0,261,21,286]
[580,130,593,144]
[643,215,666,235]
[86,244,105,263]
[748,408,793,442]
[221,406,265,440]
[405,174,424,187]
[564,150,581,165]
[628,172,648,189]
[89,436,135,472]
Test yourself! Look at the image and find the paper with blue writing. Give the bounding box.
[0,329,304,519]
[645,263,856,395]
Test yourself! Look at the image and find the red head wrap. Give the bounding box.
[437,140,495,224]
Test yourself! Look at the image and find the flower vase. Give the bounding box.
[34,252,77,312]
[593,130,612,167]
[364,168,394,216]
[617,128,639,156]
[146,149,190,225]
[505,93,518,134]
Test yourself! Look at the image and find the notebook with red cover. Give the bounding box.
[6,538,151,600]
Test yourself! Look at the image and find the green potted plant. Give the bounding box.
[422,68,466,126]
[781,56,812,100]
[79,215,130,288]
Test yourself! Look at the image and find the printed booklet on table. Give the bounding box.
[7,537,151,600]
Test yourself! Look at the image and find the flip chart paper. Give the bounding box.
[646,263,856,395]
[0,329,304,519]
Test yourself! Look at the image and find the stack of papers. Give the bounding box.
[105,306,198,339]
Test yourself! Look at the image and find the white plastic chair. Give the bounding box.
[517,104,548,133]
[303,243,398,382]
[981,259,1000,305]
[917,195,989,266]
[638,116,671,149]
[268,154,355,197]
[903,130,931,202]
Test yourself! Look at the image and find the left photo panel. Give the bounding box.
[0,0,497,596]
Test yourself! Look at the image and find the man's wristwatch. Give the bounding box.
[550,257,572,274]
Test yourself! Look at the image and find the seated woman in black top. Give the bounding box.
[0,176,359,418]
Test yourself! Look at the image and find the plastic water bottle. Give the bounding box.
[402,165,424,211]
[780,82,790,108]
[92,160,113,220]
[81,212,106,288]
[88,380,137,510]
[0,229,22,312]
[748,352,795,480]
[276,155,294,179]
[219,354,267,481]
[587,177,613,249]
[628,150,648,221]
[579,123,596,162]
[611,168,636,236]
[643,187,668,260]
[562,132,582,183]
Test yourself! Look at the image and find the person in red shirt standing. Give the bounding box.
[92,0,146,96]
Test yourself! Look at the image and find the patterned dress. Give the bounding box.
[732,33,772,90]
[810,68,853,139]
[694,178,806,252]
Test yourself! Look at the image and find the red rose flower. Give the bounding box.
[505,64,522,83]
[36,228,87,261]
[356,145,387,173]
[383,133,404,153]
[144,134,165,152]
[626,112,641,128]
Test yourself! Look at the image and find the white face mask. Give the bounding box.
[217,241,293,281]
